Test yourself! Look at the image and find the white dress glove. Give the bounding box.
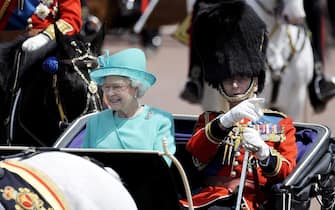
[219,98,265,128]
[242,127,270,161]
[22,33,50,52]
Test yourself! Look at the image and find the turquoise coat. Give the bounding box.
[82,105,176,165]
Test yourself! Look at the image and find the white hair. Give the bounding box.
[130,79,150,98]
[101,76,150,98]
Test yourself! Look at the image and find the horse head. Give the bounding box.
[52,22,104,122]
[248,0,305,25]
[281,0,305,24]
[4,21,105,146]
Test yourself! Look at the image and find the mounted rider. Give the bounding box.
[0,0,82,51]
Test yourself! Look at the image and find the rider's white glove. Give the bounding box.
[22,33,50,52]
[242,127,270,161]
[219,98,265,128]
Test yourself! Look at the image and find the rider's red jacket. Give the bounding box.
[180,110,297,210]
[0,0,82,39]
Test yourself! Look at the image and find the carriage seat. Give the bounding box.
[55,113,324,165]
[63,119,319,163]
[53,113,332,209]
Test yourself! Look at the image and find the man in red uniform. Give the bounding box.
[0,0,82,51]
[179,1,297,209]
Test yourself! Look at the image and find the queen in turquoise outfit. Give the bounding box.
[82,48,176,166]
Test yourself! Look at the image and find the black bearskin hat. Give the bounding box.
[193,0,268,93]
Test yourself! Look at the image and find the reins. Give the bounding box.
[10,88,48,146]
[6,49,22,145]
[4,48,49,146]
[52,75,68,126]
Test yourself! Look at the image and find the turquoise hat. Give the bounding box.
[90,48,156,88]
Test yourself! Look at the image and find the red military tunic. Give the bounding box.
[0,0,82,41]
[180,110,297,210]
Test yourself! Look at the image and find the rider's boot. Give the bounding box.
[308,62,335,113]
[317,75,335,102]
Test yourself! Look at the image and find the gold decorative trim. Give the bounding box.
[43,19,74,40]
[205,123,222,144]
[262,148,282,177]
[0,186,52,210]
[0,160,71,210]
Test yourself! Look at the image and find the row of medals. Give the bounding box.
[221,122,286,176]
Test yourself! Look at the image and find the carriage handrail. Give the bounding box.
[281,122,331,188]
[53,112,97,148]
[162,137,194,210]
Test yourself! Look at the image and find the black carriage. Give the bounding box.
[1,113,334,210]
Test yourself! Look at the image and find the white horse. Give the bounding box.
[0,151,137,210]
[202,0,314,121]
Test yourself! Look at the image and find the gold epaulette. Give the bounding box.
[43,19,73,40]
[263,109,287,118]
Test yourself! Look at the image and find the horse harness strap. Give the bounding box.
[52,75,68,125]
[255,0,301,104]
[70,57,103,114]
[0,160,70,210]
[52,70,102,128]
[269,26,302,104]
[268,22,280,38]
[255,0,275,16]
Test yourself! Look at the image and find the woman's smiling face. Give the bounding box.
[102,76,136,111]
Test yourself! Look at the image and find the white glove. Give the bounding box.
[242,127,270,161]
[219,97,265,128]
[22,33,50,52]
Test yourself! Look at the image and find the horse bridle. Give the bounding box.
[55,50,103,127]
[255,0,284,18]
[254,0,307,104]
[254,0,284,36]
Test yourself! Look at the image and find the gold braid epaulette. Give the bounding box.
[43,19,73,40]
[263,109,287,118]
